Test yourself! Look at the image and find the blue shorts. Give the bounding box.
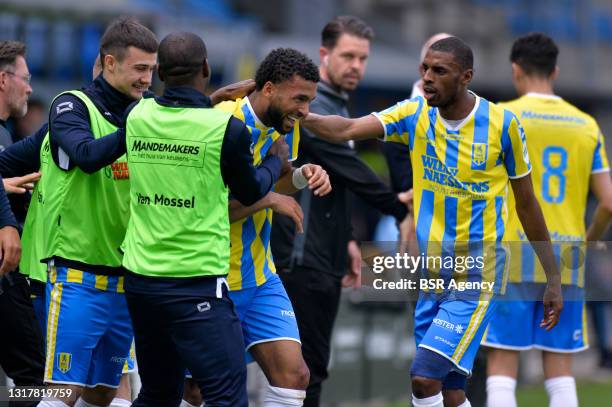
[30,279,136,373]
[230,273,300,360]
[482,283,588,353]
[45,267,133,388]
[185,273,299,377]
[414,291,497,375]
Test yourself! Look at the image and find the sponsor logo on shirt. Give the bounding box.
[56,101,74,114]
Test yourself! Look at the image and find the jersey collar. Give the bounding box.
[526,92,561,100]
[438,90,480,132]
[244,96,267,130]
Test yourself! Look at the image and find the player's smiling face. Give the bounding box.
[421,50,470,108]
[103,46,157,100]
[266,74,317,134]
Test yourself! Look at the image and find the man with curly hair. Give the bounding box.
[182,47,331,407]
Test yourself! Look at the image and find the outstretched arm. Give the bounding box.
[0,123,48,177]
[210,79,256,106]
[302,113,384,143]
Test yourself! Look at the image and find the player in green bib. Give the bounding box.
[121,32,282,407]
[36,18,159,407]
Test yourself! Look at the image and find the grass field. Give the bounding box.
[516,381,612,406]
[378,380,612,407]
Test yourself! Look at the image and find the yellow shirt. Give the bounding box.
[215,97,299,290]
[500,93,609,286]
[375,94,531,293]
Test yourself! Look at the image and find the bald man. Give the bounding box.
[122,32,284,407]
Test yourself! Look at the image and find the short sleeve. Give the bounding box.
[373,97,423,149]
[503,115,531,179]
[591,130,610,174]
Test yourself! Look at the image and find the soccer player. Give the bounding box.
[482,33,612,407]
[121,31,286,407]
[0,31,256,407]
[0,54,136,406]
[35,18,158,407]
[270,17,412,406]
[181,48,330,407]
[300,36,563,407]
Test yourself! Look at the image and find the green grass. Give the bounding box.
[517,381,612,406]
[380,381,612,407]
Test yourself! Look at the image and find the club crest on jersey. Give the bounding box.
[471,143,488,169]
[57,352,72,373]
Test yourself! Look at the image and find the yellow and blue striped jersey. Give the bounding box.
[500,93,609,287]
[375,94,531,293]
[215,97,299,290]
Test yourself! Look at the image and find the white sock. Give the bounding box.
[37,401,71,407]
[110,398,132,407]
[412,392,444,407]
[263,385,306,406]
[545,376,578,407]
[458,398,472,407]
[74,398,104,407]
[179,400,200,407]
[486,375,517,407]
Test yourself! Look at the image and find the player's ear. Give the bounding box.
[0,70,9,90]
[157,65,165,82]
[262,81,274,97]
[461,68,473,86]
[202,59,210,80]
[319,47,329,65]
[511,62,522,81]
[551,65,559,81]
[103,54,116,74]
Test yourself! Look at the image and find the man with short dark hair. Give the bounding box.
[482,32,612,407]
[0,39,45,407]
[37,17,159,407]
[270,16,410,406]
[122,31,283,407]
[0,26,254,407]
[301,36,564,407]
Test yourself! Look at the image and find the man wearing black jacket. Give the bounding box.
[0,40,45,407]
[271,16,409,406]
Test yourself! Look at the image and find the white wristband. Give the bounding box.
[292,166,309,190]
